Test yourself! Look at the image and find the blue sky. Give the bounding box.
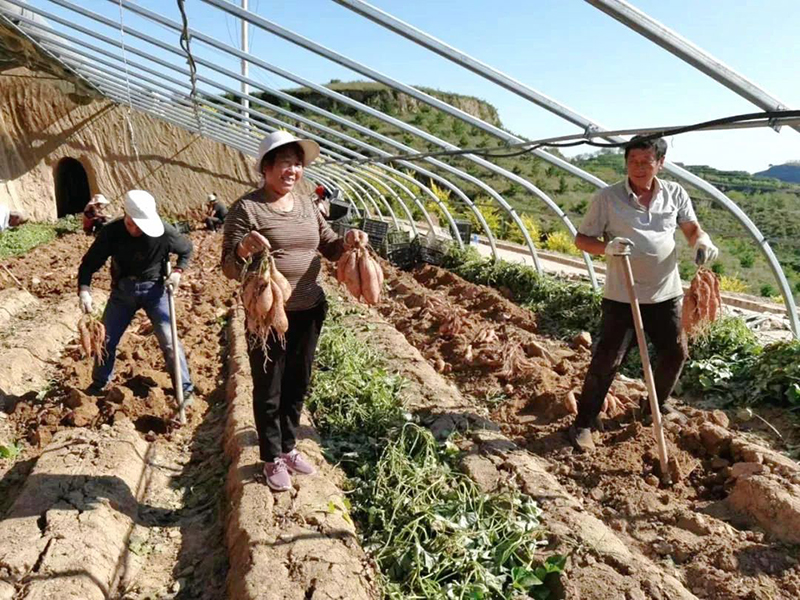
[19,0,800,172]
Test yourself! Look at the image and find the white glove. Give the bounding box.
[605,237,633,257]
[78,286,93,314]
[693,232,719,266]
[165,271,181,291]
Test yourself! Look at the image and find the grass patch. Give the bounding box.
[442,245,601,337]
[0,215,81,259]
[308,299,563,599]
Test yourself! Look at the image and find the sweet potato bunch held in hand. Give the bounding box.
[242,255,292,345]
[336,232,384,305]
[78,314,106,363]
[682,267,722,336]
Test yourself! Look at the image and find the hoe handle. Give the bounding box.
[166,263,186,425]
[621,255,670,481]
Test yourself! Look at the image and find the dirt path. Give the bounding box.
[341,261,800,600]
[1,231,234,599]
[1,230,378,600]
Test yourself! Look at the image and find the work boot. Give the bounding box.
[569,425,596,453]
[85,383,106,397]
[263,457,292,492]
[281,449,316,475]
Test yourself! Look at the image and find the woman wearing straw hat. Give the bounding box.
[222,131,367,492]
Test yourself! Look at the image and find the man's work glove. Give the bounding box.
[605,237,633,257]
[165,270,181,291]
[78,285,93,314]
[693,232,719,266]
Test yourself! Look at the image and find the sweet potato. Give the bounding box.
[359,252,382,305]
[270,257,292,303]
[255,278,273,319]
[564,390,578,415]
[344,249,362,299]
[78,318,92,358]
[269,280,289,342]
[682,268,722,336]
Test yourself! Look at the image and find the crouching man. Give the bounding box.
[77,190,194,402]
[569,136,719,453]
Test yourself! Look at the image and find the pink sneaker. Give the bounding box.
[263,457,292,491]
[280,449,316,475]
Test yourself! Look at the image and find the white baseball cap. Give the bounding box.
[124,190,164,237]
[256,131,320,172]
[207,193,217,203]
[92,194,110,205]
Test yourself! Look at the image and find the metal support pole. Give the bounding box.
[585,0,796,135]
[241,0,249,127]
[327,0,798,337]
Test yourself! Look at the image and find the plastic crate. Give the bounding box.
[387,244,416,269]
[413,235,449,266]
[328,199,351,221]
[361,218,390,255]
[386,229,411,248]
[455,220,472,244]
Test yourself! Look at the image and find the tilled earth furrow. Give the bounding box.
[360,261,800,600]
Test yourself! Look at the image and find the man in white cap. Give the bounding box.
[203,192,228,232]
[82,193,111,235]
[77,190,194,401]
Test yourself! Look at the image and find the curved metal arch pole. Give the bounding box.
[304,171,361,215]
[83,80,257,160]
[317,165,384,220]
[585,0,797,135]
[333,166,400,228]
[54,57,263,156]
[307,167,372,218]
[0,12,105,98]
[32,33,267,149]
[312,167,375,218]
[320,165,388,222]
[308,170,365,216]
[368,165,437,235]
[194,0,605,187]
[238,111,459,245]
[307,170,363,216]
[348,166,418,236]
[310,169,370,217]
[101,0,578,276]
[49,33,477,260]
[53,58,260,153]
[18,1,465,253]
[331,0,798,335]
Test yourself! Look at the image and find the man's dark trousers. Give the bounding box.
[574,297,688,429]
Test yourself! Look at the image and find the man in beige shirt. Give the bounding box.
[570,136,719,453]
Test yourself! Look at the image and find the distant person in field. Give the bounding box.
[221,131,368,492]
[77,190,194,403]
[204,193,228,232]
[0,205,28,232]
[569,135,719,453]
[82,194,111,236]
[314,184,331,218]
